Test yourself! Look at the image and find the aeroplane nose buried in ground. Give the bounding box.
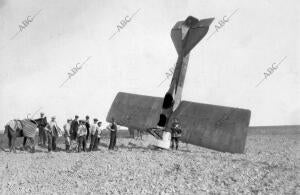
[106,16,251,153]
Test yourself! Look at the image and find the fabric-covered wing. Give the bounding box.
[169,101,251,153]
[106,92,163,130]
[21,119,38,138]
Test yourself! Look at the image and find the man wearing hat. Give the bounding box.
[170,118,182,150]
[70,115,79,141]
[63,118,72,152]
[108,117,118,150]
[95,121,103,150]
[45,116,59,152]
[85,115,90,141]
[89,118,98,151]
[77,120,87,152]
[37,112,47,146]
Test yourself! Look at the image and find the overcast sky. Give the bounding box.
[0,0,299,129]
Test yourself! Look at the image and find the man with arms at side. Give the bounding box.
[108,118,118,150]
[170,118,182,150]
[85,115,90,142]
[38,112,47,146]
[89,118,98,151]
[77,120,87,152]
[70,115,79,151]
[94,121,102,150]
[63,118,72,152]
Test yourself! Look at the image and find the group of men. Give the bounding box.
[35,112,182,152]
[36,113,119,152]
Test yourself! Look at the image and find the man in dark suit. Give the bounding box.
[85,115,90,141]
[37,112,47,146]
[70,115,79,141]
[170,118,182,150]
[108,117,118,150]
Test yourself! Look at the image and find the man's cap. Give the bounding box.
[75,115,79,118]
[67,118,72,121]
[93,118,98,121]
[51,116,56,119]
[86,115,89,119]
[40,112,44,115]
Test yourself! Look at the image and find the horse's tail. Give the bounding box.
[4,124,8,135]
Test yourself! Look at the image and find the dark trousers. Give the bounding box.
[108,131,117,150]
[38,127,47,145]
[78,136,86,152]
[23,137,27,147]
[52,136,57,151]
[171,137,179,150]
[86,129,90,141]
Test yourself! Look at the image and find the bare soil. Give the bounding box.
[0,133,299,194]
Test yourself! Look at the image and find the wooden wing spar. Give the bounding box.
[106,16,251,153]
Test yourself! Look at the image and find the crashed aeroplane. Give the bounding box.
[106,16,251,153]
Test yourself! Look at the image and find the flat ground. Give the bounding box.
[0,132,299,194]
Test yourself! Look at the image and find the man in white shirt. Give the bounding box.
[94,121,102,150]
[63,118,72,152]
[89,118,98,151]
[77,120,87,152]
[45,116,59,152]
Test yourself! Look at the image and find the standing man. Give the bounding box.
[94,121,102,150]
[70,115,79,150]
[38,112,47,146]
[85,115,90,142]
[108,118,118,150]
[77,120,87,152]
[89,118,98,151]
[63,118,72,152]
[170,118,182,150]
[45,116,59,152]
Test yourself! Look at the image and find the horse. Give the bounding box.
[4,119,40,153]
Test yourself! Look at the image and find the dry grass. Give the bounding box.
[0,132,299,194]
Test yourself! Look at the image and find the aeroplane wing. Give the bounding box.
[107,92,251,153]
[169,101,251,153]
[106,92,163,130]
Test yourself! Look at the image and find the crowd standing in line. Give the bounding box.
[18,113,183,152]
[33,113,119,153]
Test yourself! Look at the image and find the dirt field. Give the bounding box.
[0,131,299,194]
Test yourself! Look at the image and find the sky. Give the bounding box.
[0,0,299,129]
